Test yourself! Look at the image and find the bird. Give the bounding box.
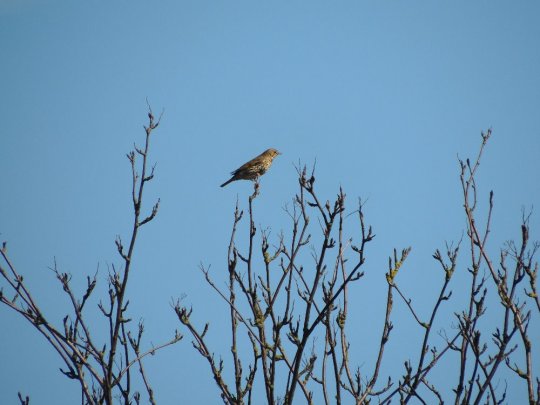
[220,148,281,187]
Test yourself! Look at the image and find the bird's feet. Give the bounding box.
[249,179,260,201]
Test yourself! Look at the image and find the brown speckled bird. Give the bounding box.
[220,148,281,187]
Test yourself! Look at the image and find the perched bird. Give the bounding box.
[220,148,281,187]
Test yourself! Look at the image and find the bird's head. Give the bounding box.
[265,148,281,159]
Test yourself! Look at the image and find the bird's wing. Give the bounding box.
[231,157,257,175]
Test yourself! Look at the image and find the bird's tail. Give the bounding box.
[220,178,234,187]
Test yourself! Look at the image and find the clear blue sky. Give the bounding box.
[1,1,539,403]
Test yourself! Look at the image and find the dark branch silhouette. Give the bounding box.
[178,130,539,405]
[1,107,181,404]
[2,126,537,404]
